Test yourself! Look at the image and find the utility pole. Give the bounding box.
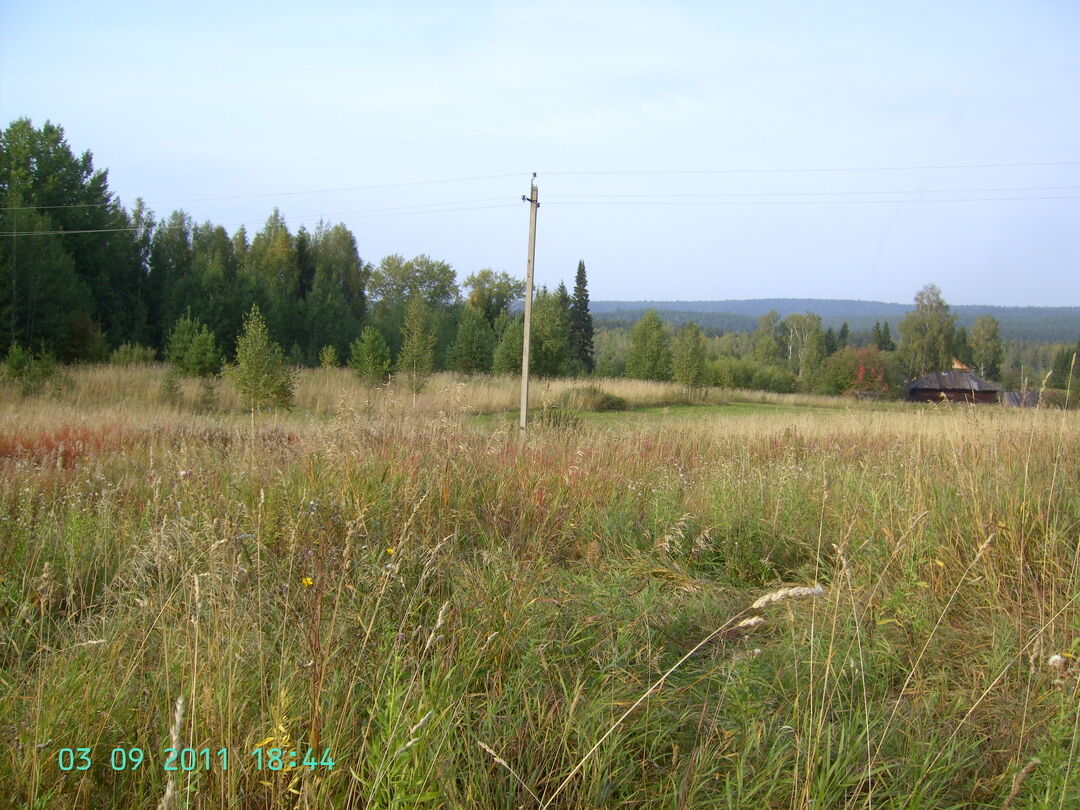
[520,175,539,431]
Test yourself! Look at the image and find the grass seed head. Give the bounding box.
[749,584,825,611]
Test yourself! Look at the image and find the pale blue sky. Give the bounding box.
[2,0,1079,306]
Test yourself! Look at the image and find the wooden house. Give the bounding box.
[906,370,1003,403]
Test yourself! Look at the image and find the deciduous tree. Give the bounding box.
[396,296,436,394]
[672,321,708,398]
[530,287,573,377]
[463,268,523,325]
[625,309,672,381]
[970,315,1003,380]
[228,305,294,411]
[898,284,957,377]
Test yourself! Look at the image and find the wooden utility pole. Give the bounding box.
[519,176,539,431]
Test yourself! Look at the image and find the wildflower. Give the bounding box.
[301,576,314,587]
[386,547,395,556]
[1047,654,1065,670]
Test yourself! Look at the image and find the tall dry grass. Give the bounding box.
[0,366,1077,808]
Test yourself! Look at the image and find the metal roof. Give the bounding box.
[907,371,1003,392]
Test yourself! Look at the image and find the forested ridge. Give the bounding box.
[593,301,1080,343]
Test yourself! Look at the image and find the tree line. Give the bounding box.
[0,118,596,382]
[3,119,1075,404]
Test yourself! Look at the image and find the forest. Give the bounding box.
[2,118,1077,402]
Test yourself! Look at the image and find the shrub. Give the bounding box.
[227,305,295,411]
[166,315,221,377]
[109,342,157,365]
[3,342,32,380]
[2,343,62,396]
[559,385,627,412]
[350,327,392,385]
[319,345,339,369]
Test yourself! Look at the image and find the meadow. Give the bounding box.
[1,366,1077,809]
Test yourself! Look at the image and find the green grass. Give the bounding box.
[1,367,1078,808]
[473,399,846,430]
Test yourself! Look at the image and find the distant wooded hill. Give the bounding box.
[591,299,1080,342]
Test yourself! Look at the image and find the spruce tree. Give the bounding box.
[450,306,495,373]
[880,321,895,352]
[349,326,392,384]
[493,317,524,375]
[569,260,595,373]
[823,327,838,357]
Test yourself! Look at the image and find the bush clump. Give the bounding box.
[227,305,295,411]
[2,343,63,396]
[109,342,157,365]
[559,385,627,412]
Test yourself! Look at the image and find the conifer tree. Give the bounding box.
[493,316,523,375]
[349,326,392,384]
[450,306,495,373]
[568,260,595,373]
[166,313,221,377]
[879,321,895,352]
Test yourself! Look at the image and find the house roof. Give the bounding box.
[908,371,1003,392]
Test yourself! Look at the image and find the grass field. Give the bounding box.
[1,366,1078,809]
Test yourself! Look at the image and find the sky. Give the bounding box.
[2,0,1079,306]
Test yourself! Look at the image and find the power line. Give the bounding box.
[288,196,512,219]
[5,201,522,237]
[548,184,1080,200]
[7,193,1078,237]
[0,172,525,212]
[7,227,141,236]
[140,172,524,205]
[5,160,1080,213]
[545,194,1080,207]
[542,160,1080,176]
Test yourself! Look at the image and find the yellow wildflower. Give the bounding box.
[386,547,395,556]
[301,576,314,587]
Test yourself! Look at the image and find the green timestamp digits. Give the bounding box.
[58,746,334,772]
[252,747,335,771]
[58,747,229,771]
